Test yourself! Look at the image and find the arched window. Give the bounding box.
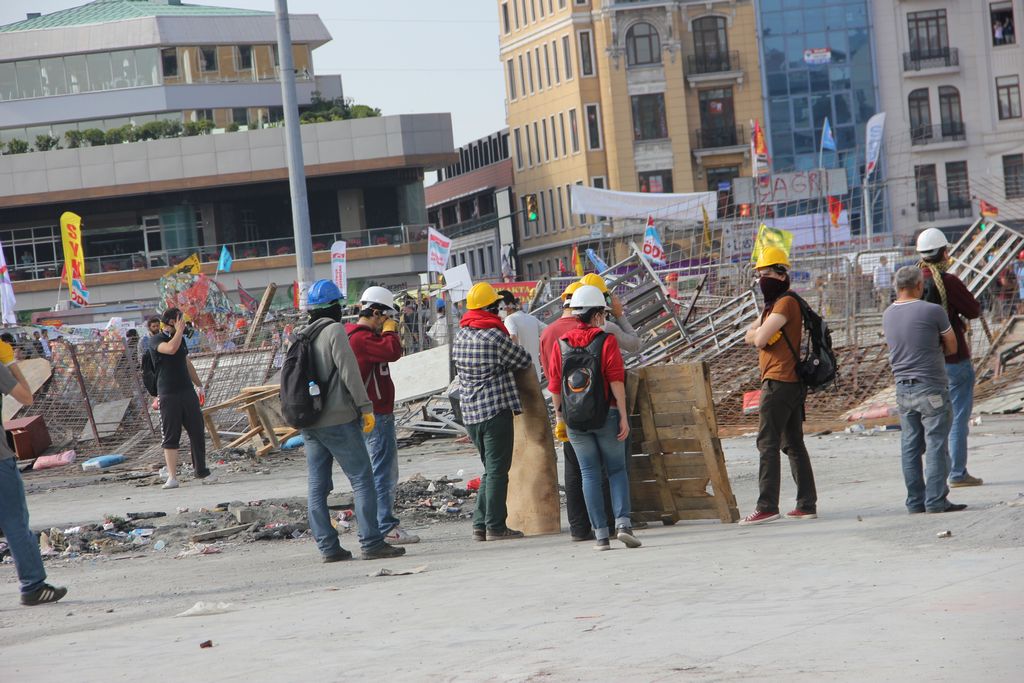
[626,23,661,66]
[938,86,964,138]
[908,88,931,143]
[693,16,729,72]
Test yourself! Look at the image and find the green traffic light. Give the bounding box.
[528,210,538,221]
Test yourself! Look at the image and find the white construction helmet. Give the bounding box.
[359,286,396,311]
[569,284,609,312]
[916,227,949,255]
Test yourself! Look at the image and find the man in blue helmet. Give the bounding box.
[297,279,406,562]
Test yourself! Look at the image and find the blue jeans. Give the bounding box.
[567,409,631,540]
[895,382,952,512]
[0,458,47,594]
[303,419,384,555]
[365,413,400,535]
[945,359,975,481]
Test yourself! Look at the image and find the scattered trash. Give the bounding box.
[153,540,166,551]
[176,507,189,514]
[282,435,305,450]
[368,565,428,578]
[33,450,77,470]
[971,416,982,426]
[199,640,214,649]
[936,530,952,538]
[856,515,863,522]
[81,454,126,471]
[175,543,222,558]
[466,478,481,492]
[126,511,167,521]
[176,601,233,618]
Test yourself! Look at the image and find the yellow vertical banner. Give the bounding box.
[750,224,794,264]
[59,211,89,307]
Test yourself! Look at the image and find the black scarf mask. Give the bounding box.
[759,275,791,308]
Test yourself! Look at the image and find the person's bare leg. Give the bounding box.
[163,448,179,488]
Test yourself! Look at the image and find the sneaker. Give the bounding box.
[785,509,818,520]
[472,528,486,542]
[197,471,219,485]
[161,478,179,490]
[616,526,642,548]
[571,531,595,542]
[385,527,420,545]
[927,503,968,513]
[360,543,407,560]
[739,510,780,526]
[594,538,610,551]
[485,527,525,541]
[908,507,926,514]
[322,548,353,563]
[21,583,67,606]
[631,520,649,530]
[949,474,983,487]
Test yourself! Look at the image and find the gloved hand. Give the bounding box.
[382,319,398,334]
[197,387,206,407]
[768,331,782,346]
[362,413,376,434]
[554,419,569,442]
[0,340,14,366]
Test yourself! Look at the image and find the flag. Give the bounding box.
[586,248,609,273]
[217,245,233,273]
[427,227,452,273]
[702,204,712,251]
[0,240,17,324]
[236,280,257,312]
[864,112,887,180]
[979,199,999,217]
[641,215,668,266]
[571,244,584,277]
[558,259,568,276]
[820,117,836,152]
[828,196,843,227]
[292,281,300,309]
[751,224,794,264]
[164,253,201,277]
[59,211,89,307]
[751,119,770,177]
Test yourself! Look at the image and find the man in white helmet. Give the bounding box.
[916,227,983,487]
[345,286,420,544]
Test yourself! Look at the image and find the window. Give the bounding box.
[626,22,661,66]
[86,53,112,91]
[521,196,531,238]
[938,86,963,137]
[527,262,535,278]
[562,35,574,79]
[908,88,931,142]
[507,59,517,99]
[525,125,534,166]
[236,45,253,70]
[557,186,565,231]
[502,2,511,34]
[915,164,939,214]
[540,191,548,233]
[539,0,545,18]
[542,118,550,161]
[518,55,526,96]
[706,166,738,214]
[692,16,728,72]
[514,128,524,169]
[559,0,567,8]
[639,170,673,193]
[543,44,552,88]
[697,88,736,146]
[530,0,537,22]
[1004,154,1024,198]
[576,181,586,224]
[161,48,179,78]
[997,76,1021,119]
[568,108,580,152]
[552,40,561,83]
[585,103,602,150]
[991,2,1016,46]
[535,47,543,89]
[533,121,541,164]
[550,115,558,157]
[946,161,971,211]
[513,0,520,29]
[559,112,568,154]
[566,184,575,225]
[578,30,595,76]
[907,10,948,58]
[199,46,218,73]
[232,107,248,125]
[631,94,668,141]
[272,44,280,66]
[527,51,535,93]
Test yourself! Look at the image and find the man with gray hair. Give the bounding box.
[882,266,966,514]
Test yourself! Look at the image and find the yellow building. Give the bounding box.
[497,0,764,277]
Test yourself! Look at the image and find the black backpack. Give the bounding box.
[559,332,610,431]
[778,292,837,392]
[142,347,159,397]
[280,322,337,428]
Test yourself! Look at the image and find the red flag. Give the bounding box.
[292,281,299,309]
[828,196,843,227]
[571,244,583,277]
[979,199,999,217]
[752,120,768,157]
[558,259,568,276]
[236,279,257,312]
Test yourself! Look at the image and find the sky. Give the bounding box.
[0,0,507,147]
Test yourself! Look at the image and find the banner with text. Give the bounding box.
[59,211,89,307]
[330,240,348,298]
[427,227,452,274]
[0,238,17,323]
[733,168,849,205]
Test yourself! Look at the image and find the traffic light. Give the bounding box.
[524,194,538,223]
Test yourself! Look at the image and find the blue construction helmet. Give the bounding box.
[436,298,445,311]
[307,279,342,308]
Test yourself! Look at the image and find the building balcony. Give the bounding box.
[685,51,743,87]
[910,122,967,148]
[902,47,960,74]
[916,200,973,222]
[692,125,747,159]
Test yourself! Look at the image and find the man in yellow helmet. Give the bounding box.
[452,282,533,541]
[740,247,818,526]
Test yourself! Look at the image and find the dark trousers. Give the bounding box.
[159,390,209,477]
[563,441,614,537]
[756,380,817,514]
[466,410,514,531]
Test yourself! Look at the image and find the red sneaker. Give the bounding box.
[739,510,780,526]
[785,509,818,520]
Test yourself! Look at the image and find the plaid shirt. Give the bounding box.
[452,327,532,424]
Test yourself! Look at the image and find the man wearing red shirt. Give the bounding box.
[346,287,419,544]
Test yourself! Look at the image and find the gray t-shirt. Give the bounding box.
[0,363,20,461]
[882,299,952,388]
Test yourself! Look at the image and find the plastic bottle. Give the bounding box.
[308,381,322,411]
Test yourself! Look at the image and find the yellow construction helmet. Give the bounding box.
[754,246,790,270]
[466,282,501,310]
[561,281,582,301]
[579,273,610,293]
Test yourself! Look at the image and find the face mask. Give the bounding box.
[759,275,790,304]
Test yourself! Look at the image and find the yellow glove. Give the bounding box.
[362,413,376,434]
[554,419,569,442]
[0,340,14,366]
[382,319,398,334]
[767,331,782,346]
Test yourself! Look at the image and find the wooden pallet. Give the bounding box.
[626,363,739,524]
[201,385,297,456]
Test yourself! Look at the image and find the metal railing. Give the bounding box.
[685,51,740,76]
[910,122,966,146]
[903,47,959,71]
[916,200,974,222]
[692,125,744,150]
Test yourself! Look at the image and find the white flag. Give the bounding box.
[0,240,17,324]
[864,112,886,180]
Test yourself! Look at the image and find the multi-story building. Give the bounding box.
[426,130,517,282]
[873,0,1024,239]
[0,0,456,313]
[497,0,764,278]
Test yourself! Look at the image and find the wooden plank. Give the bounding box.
[631,478,710,498]
[203,414,223,451]
[693,406,739,523]
[631,494,718,512]
[244,283,277,350]
[189,524,251,543]
[226,427,261,449]
[633,509,721,523]
[653,411,698,427]
[78,398,132,441]
[630,460,711,481]
[4,359,51,421]
[638,376,679,520]
[253,402,280,451]
[640,437,703,454]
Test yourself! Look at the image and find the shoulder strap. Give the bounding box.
[774,293,802,364]
[584,331,607,354]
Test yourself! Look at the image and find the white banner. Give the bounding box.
[0,239,16,324]
[330,240,347,299]
[722,213,852,261]
[427,227,451,274]
[864,112,886,180]
[570,185,717,222]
